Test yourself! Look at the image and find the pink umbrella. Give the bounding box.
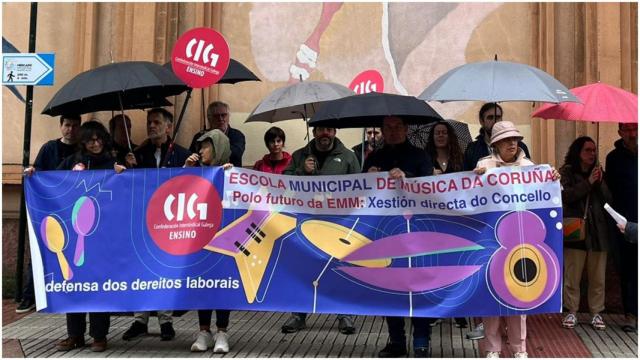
[531,82,637,123]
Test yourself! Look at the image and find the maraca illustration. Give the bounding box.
[71,196,99,267]
[40,215,73,280]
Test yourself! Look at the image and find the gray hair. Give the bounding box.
[206,101,230,118]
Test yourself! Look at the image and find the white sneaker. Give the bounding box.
[213,331,229,353]
[191,330,214,352]
[486,351,500,358]
[514,351,528,358]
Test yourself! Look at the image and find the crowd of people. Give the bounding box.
[18,101,637,358]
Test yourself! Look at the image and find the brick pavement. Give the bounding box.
[2,309,637,358]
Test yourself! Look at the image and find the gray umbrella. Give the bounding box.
[245,81,354,123]
[418,59,580,104]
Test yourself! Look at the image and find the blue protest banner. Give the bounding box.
[25,165,563,316]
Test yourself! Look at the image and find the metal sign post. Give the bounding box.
[15,2,38,303]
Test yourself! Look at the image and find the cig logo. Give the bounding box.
[349,70,384,95]
[353,80,377,94]
[186,38,220,67]
[146,174,222,255]
[163,193,208,221]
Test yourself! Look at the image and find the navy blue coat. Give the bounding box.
[33,139,77,170]
[133,137,190,169]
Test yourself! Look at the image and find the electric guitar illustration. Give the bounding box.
[204,210,296,303]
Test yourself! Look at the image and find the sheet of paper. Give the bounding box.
[604,203,627,227]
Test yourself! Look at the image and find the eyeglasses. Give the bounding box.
[210,113,229,118]
[484,114,502,121]
[86,137,103,145]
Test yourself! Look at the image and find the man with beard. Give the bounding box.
[281,126,360,334]
[122,108,190,341]
[463,103,530,170]
[126,108,190,169]
[364,115,433,358]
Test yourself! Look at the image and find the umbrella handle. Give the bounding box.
[360,128,366,171]
[117,94,133,153]
[161,88,192,168]
[201,88,206,132]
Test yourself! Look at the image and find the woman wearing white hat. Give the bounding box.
[474,121,560,358]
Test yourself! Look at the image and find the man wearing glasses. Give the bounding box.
[189,101,246,167]
[122,108,190,341]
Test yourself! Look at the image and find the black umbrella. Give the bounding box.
[162,58,261,138]
[42,61,189,116]
[308,92,443,128]
[162,58,261,85]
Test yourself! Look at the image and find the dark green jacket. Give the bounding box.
[284,138,360,176]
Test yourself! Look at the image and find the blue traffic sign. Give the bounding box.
[2,53,55,86]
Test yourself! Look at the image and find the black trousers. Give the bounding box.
[21,261,35,302]
[66,312,110,339]
[619,240,638,316]
[197,310,230,329]
[386,316,432,348]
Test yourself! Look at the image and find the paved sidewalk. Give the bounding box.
[2,306,638,358]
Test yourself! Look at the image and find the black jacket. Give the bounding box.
[352,141,382,165]
[363,141,433,178]
[463,132,531,171]
[189,127,245,167]
[33,139,77,170]
[111,141,138,166]
[57,151,117,170]
[133,137,190,169]
[605,139,638,222]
